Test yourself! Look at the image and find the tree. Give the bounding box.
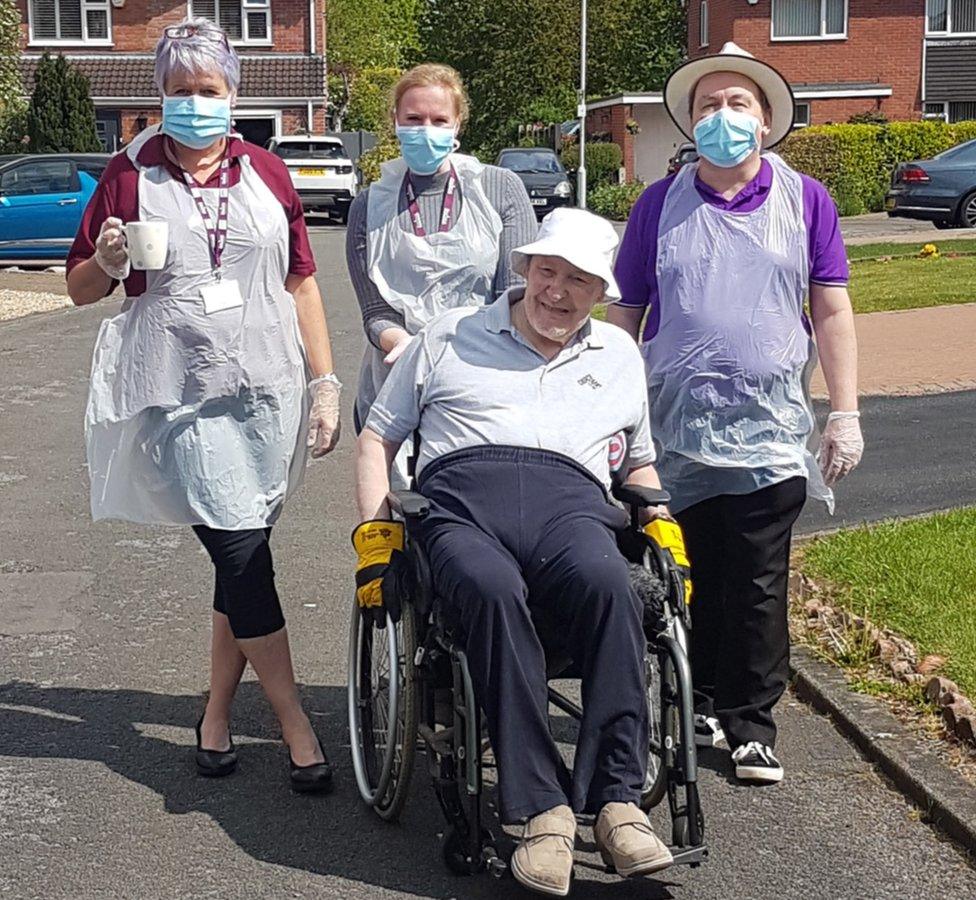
[327,0,420,74]
[345,66,401,133]
[0,0,27,152]
[26,53,102,153]
[418,0,685,155]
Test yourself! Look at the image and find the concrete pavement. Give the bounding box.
[2,229,975,899]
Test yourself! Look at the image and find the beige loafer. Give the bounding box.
[511,804,576,897]
[594,802,673,878]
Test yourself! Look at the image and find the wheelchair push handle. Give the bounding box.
[387,490,430,520]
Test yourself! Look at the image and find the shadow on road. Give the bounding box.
[0,680,681,898]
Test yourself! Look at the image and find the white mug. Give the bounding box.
[121,221,169,271]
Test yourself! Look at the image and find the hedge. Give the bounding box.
[780,120,976,216]
[588,181,646,221]
[560,142,623,191]
[345,66,400,134]
[357,131,400,185]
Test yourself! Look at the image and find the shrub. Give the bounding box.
[26,52,101,152]
[345,66,400,134]
[780,120,976,215]
[357,131,400,185]
[587,181,646,221]
[560,142,623,190]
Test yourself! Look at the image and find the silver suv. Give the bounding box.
[267,135,357,224]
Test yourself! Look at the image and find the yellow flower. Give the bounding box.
[920,243,938,258]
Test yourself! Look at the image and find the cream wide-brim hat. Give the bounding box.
[664,42,795,149]
[510,207,621,300]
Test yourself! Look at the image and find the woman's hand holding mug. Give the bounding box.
[94,217,130,281]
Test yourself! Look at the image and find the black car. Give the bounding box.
[667,142,698,176]
[885,138,976,229]
[496,148,574,219]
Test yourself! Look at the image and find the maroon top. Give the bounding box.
[67,133,316,298]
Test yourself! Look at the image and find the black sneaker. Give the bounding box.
[732,741,784,783]
[694,714,726,748]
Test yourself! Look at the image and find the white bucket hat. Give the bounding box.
[664,42,795,149]
[510,207,621,300]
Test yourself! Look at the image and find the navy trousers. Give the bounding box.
[414,447,648,824]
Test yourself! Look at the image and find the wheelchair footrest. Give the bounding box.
[668,844,708,867]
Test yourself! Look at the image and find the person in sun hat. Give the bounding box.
[354,207,674,895]
[608,42,863,785]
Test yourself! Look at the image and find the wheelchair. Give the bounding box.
[347,475,708,879]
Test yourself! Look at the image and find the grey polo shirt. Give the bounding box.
[365,288,655,488]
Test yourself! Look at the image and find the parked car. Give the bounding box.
[885,138,976,229]
[667,142,698,176]
[496,147,574,219]
[266,135,357,224]
[0,153,109,264]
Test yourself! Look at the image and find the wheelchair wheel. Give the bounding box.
[641,648,668,810]
[347,598,419,821]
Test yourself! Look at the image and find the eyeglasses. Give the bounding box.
[163,23,230,48]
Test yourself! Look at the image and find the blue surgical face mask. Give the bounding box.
[692,108,762,168]
[162,94,232,150]
[395,125,457,175]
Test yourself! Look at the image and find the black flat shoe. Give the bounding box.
[288,738,334,794]
[195,714,237,777]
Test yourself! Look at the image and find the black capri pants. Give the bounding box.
[192,525,285,639]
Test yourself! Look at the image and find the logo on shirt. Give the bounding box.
[578,374,602,390]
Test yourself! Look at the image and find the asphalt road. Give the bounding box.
[2,228,975,900]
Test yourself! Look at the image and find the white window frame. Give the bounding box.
[770,0,849,42]
[231,107,282,138]
[925,0,976,37]
[793,101,811,127]
[699,1,709,48]
[28,0,112,47]
[923,101,949,121]
[189,0,273,46]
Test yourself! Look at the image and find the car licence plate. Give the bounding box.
[531,198,547,206]
[298,167,327,176]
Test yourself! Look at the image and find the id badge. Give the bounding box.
[200,278,244,315]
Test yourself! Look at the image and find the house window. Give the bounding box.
[949,101,976,122]
[772,0,847,40]
[794,102,811,127]
[29,0,111,44]
[923,101,949,121]
[927,0,976,34]
[700,1,709,47]
[191,0,271,44]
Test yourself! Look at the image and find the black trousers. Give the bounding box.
[192,525,285,639]
[675,477,806,750]
[414,447,648,824]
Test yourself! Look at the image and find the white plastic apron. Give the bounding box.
[357,153,502,483]
[85,127,309,529]
[646,153,832,514]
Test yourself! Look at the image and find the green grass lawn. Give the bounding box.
[847,238,976,261]
[848,253,976,313]
[801,508,976,697]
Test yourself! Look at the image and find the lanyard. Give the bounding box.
[404,166,458,238]
[180,154,231,279]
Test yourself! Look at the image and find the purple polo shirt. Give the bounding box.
[614,159,849,341]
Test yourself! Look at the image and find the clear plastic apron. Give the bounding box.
[85,128,309,529]
[646,152,832,514]
[357,153,502,483]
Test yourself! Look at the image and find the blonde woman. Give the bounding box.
[346,64,536,451]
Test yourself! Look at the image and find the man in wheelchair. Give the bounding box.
[354,208,674,896]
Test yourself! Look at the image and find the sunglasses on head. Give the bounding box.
[163,23,230,47]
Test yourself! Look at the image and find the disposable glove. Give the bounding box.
[94,217,130,281]
[819,411,864,487]
[352,520,407,625]
[306,375,341,458]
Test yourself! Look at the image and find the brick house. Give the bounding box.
[15,0,327,151]
[588,1,976,182]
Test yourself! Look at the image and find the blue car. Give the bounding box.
[885,138,976,230]
[0,153,110,263]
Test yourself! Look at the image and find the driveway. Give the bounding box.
[1,229,974,899]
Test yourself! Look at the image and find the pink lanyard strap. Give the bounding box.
[180,155,231,277]
[404,166,458,238]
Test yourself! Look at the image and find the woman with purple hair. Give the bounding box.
[67,18,337,793]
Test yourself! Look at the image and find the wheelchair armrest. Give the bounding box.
[611,483,671,509]
[387,490,430,519]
